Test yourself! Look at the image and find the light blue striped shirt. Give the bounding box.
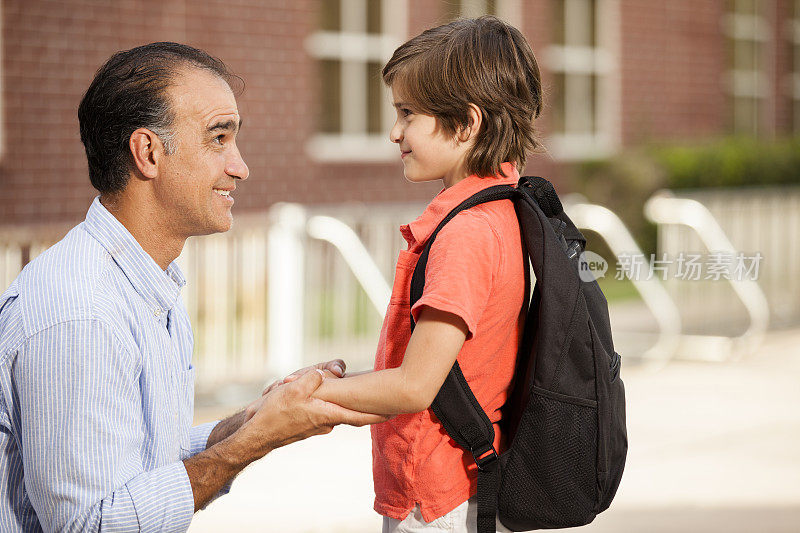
[0,198,218,532]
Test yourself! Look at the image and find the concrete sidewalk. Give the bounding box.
[188,328,800,532]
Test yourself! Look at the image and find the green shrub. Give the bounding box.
[569,137,800,255]
[655,137,800,189]
[571,151,664,256]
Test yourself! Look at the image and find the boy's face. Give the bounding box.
[389,86,472,188]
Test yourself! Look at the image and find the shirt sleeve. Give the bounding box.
[189,421,218,456]
[14,319,194,533]
[411,210,502,339]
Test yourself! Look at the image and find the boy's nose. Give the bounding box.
[389,121,403,143]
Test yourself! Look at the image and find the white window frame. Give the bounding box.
[544,0,620,162]
[722,1,770,134]
[306,0,407,163]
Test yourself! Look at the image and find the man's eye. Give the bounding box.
[214,135,225,144]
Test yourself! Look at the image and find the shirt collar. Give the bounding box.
[83,196,186,315]
[401,162,520,247]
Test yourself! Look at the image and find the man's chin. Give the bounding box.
[213,216,234,234]
[190,215,233,237]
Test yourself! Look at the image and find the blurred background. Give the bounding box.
[1,0,799,531]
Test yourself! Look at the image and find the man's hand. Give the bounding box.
[185,369,388,511]
[262,358,347,397]
[214,359,357,447]
[241,369,386,453]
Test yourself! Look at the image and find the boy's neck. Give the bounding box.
[442,161,471,189]
[442,175,467,189]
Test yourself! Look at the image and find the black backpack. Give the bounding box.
[409,175,627,532]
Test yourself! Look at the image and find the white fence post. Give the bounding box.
[267,203,307,378]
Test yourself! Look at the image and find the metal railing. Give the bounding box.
[653,186,800,329]
[2,185,796,385]
[645,192,771,361]
[184,202,420,386]
[264,203,396,378]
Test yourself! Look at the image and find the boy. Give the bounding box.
[309,16,542,532]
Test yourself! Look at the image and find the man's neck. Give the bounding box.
[100,194,185,271]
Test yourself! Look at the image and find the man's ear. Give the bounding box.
[458,103,483,143]
[129,128,165,180]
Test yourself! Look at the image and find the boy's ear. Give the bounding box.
[458,103,483,143]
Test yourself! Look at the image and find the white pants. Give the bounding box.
[382,496,513,533]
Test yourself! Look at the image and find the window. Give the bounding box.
[307,0,408,162]
[443,0,520,21]
[545,0,617,160]
[724,0,769,135]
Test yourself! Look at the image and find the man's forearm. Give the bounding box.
[206,410,247,448]
[186,410,250,511]
[184,430,266,512]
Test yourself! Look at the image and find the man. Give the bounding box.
[0,42,383,532]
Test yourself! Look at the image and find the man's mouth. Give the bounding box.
[213,188,235,205]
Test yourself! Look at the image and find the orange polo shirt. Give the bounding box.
[371,162,525,522]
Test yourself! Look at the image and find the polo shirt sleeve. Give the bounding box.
[411,210,502,339]
[14,319,194,533]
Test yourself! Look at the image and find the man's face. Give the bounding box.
[154,67,249,238]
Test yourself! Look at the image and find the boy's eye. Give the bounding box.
[401,108,412,117]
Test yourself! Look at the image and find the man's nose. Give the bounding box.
[389,121,402,144]
[227,146,249,180]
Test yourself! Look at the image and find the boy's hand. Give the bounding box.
[261,359,347,396]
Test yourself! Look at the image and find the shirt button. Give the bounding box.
[154,308,162,317]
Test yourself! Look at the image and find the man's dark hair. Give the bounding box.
[78,42,240,194]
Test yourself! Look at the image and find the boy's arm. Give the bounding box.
[312,306,468,415]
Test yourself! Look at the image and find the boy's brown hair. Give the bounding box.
[383,16,542,178]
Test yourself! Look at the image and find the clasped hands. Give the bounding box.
[235,359,386,456]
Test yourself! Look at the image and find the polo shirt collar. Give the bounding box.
[402,162,520,247]
[83,196,185,315]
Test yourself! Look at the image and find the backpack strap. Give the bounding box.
[409,184,518,533]
[520,175,584,247]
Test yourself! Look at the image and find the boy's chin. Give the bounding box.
[403,169,441,184]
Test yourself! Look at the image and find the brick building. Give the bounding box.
[1,0,798,227]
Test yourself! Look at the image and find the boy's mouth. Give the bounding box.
[401,150,411,159]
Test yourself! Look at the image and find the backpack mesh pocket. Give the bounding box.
[499,388,598,530]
